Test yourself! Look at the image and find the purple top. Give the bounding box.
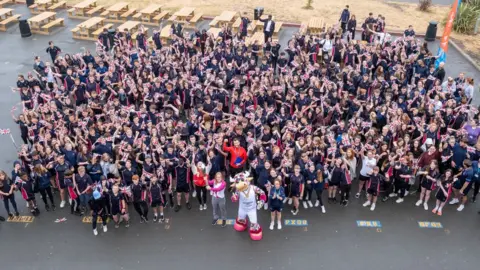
[464,125,480,145]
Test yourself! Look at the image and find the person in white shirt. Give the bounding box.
[206,172,227,227]
[321,35,333,61]
[356,148,377,198]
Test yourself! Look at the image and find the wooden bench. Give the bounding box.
[232,17,241,28]
[48,1,66,11]
[0,14,20,31]
[209,18,218,27]
[121,8,136,18]
[67,7,75,17]
[160,24,172,43]
[153,10,169,23]
[100,10,109,16]
[86,5,105,16]
[273,21,283,38]
[0,0,14,8]
[132,12,141,19]
[92,23,113,35]
[40,18,64,33]
[168,15,177,21]
[189,12,203,23]
[29,4,40,14]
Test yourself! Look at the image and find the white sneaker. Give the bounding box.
[423,203,428,211]
[60,200,66,208]
[363,201,371,207]
[457,204,465,211]
[288,198,292,205]
[404,191,409,196]
[355,193,361,199]
[283,198,288,203]
[192,190,197,198]
[389,193,397,198]
[307,201,313,208]
[277,223,282,230]
[264,202,268,210]
[370,203,376,211]
[314,200,320,207]
[396,198,404,203]
[449,198,459,205]
[302,201,308,209]
[321,206,326,213]
[93,229,98,236]
[103,225,108,233]
[203,204,207,210]
[415,200,423,206]
[26,201,29,207]
[200,205,204,211]
[269,222,274,230]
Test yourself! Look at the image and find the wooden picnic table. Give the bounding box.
[78,16,104,29]
[135,3,162,25]
[307,17,325,34]
[105,2,129,22]
[73,0,97,16]
[216,10,237,27]
[117,20,139,32]
[36,0,56,11]
[207,27,222,39]
[245,31,264,47]
[0,7,13,19]
[173,6,195,22]
[28,11,56,30]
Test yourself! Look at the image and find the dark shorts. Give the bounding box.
[421,180,434,191]
[270,206,283,212]
[359,175,370,182]
[290,186,300,197]
[329,182,340,187]
[367,187,378,197]
[26,196,36,202]
[151,199,163,207]
[176,184,190,193]
[453,181,472,195]
[435,191,448,202]
[58,179,66,189]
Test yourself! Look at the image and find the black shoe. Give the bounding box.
[31,210,38,216]
[174,205,181,212]
[186,202,192,210]
[15,212,20,216]
[153,215,158,222]
[169,202,174,208]
[471,197,477,203]
[333,198,337,204]
[160,215,165,223]
[140,217,144,224]
[51,205,56,211]
[0,216,5,222]
[221,220,226,227]
[382,196,388,202]
[45,204,51,211]
[8,213,13,218]
[142,216,148,223]
[212,219,218,225]
[328,198,332,204]
[35,208,40,214]
[343,200,349,206]
[74,211,82,216]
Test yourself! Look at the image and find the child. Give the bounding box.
[33,165,55,211]
[268,178,285,230]
[314,168,326,213]
[206,172,227,226]
[283,165,304,215]
[110,184,129,228]
[432,169,453,216]
[15,173,39,216]
[173,158,191,212]
[415,160,440,210]
[0,170,20,217]
[302,164,316,209]
[89,189,107,236]
[149,176,165,222]
[192,153,211,211]
[363,166,384,211]
[131,174,149,222]
[66,170,81,216]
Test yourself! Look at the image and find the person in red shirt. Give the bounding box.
[223,137,247,177]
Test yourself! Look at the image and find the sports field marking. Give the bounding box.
[216,219,235,225]
[356,220,382,228]
[7,216,35,223]
[418,221,443,228]
[284,219,308,226]
[82,216,111,223]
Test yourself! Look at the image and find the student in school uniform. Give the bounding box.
[268,178,285,230]
[432,169,453,216]
[110,184,129,228]
[313,167,326,213]
[173,158,192,212]
[89,189,108,236]
[362,166,385,211]
[130,174,149,223]
[415,160,440,211]
[149,176,165,223]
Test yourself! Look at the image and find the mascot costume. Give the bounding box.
[230,172,266,241]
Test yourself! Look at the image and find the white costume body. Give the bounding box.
[237,186,258,224]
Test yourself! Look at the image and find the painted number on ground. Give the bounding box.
[284,219,308,226]
[7,216,35,223]
[216,219,235,225]
[356,220,382,228]
[82,216,110,223]
[418,221,443,228]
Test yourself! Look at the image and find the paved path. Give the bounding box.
[0,4,479,270]
[386,0,453,6]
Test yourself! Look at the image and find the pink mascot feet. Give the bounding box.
[249,224,263,241]
[234,218,247,232]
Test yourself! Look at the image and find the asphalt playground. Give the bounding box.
[0,4,479,270]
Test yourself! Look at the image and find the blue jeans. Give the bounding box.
[79,193,91,209]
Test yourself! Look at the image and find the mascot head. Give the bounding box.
[230,171,252,192]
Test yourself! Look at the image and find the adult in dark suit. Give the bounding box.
[259,15,275,43]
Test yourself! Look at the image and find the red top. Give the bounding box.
[223,142,247,169]
[193,170,206,187]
